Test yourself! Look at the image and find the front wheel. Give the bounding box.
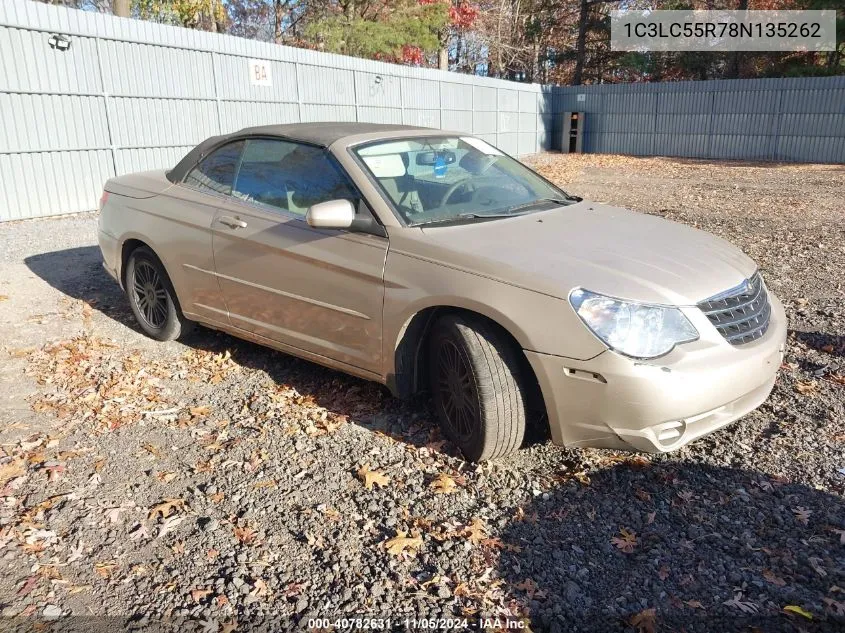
[427,314,528,461]
[125,246,191,341]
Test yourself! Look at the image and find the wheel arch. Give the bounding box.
[120,236,185,314]
[387,302,546,426]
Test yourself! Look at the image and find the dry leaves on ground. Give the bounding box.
[795,381,819,395]
[793,506,812,525]
[357,464,390,490]
[430,473,459,494]
[463,518,487,545]
[783,605,813,619]
[763,569,787,586]
[611,528,638,553]
[628,607,656,633]
[383,530,423,557]
[148,498,187,521]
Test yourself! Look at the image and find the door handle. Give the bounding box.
[218,215,247,229]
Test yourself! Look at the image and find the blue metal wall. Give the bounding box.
[553,77,845,163]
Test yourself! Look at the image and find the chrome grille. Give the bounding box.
[697,272,771,345]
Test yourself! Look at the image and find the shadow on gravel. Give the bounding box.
[791,329,845,358]
[499,461,845,633]
[24,246,446,453]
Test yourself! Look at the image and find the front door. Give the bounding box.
[211,138,388,375]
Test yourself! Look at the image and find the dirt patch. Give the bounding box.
[0,155,843,631]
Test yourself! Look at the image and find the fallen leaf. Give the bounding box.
[763,569,786,586]
[658,565,670,581]
[808,556,827,577]
[611,528,638,553]
[628,608,656,633]
[384,530,423,557]
[16,576,39,597]
[430,473,458,494]
[155,471,177,483]
[190,405,213,417]
[234,525,257,545]
[823,597,845,616]
[142,443,162,458]
[191,588,213,603]
[685,600,704,609]
[0,460,25,487]
[252,479,276,490]
[723,593,758,614]
[128,523,149,541]
[463,518,487,545]
[795,381,818,395]
[157,515,185,539]
[793,506,812,525]
[251,578,270,597]
[515,578,540,598]
[0,295,8,301]
[357,464,390,490]
[783,605,813,619]
[94,562,117,578]
[148,498,186,520]
[821,344,835,353]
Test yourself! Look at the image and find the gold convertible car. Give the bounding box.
[98,123,786,461]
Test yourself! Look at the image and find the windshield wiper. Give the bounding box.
[506,197,572,214]
[417,211,524,227]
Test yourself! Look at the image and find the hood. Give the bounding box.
[415,202,756,306]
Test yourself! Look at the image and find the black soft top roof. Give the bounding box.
[167,122,428,183]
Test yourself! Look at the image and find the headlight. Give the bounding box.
[569,289,698,359]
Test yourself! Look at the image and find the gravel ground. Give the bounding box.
[0,155,843,632]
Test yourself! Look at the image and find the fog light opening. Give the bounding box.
[656,420,686,445]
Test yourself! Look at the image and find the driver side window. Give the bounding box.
[232,139,359,216]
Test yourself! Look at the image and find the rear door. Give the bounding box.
[211,138,388,375]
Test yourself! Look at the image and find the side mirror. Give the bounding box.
[305,199,355,229]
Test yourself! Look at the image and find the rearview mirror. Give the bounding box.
[305,199,355,229]
[415,150,457,166]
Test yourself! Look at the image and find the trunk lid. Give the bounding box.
[104,170,173,199]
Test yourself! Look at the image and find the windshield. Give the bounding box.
[353,136,574,226]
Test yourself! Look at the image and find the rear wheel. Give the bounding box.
[427,314,528,461]
[125,246,191,341]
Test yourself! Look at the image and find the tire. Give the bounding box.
[427,314,528,461]
[125,246,192,342]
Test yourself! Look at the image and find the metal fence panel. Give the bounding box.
[555,77,844,164]
[0,0,545,220]
[0,0,842,221]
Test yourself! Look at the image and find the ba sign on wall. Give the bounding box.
[248,59,272,86]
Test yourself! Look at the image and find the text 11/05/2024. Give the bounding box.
[306,617,529,630]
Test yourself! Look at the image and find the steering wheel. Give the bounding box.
[438,176,501,208]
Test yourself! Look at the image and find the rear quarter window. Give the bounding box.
[183,141,245,196]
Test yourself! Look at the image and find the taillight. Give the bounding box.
[99,191,109,211]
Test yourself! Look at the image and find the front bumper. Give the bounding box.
[526,293,787,453]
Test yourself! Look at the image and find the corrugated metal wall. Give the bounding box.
[0,0,549,221]
[0,0,842,221]
[552,77,845,163]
